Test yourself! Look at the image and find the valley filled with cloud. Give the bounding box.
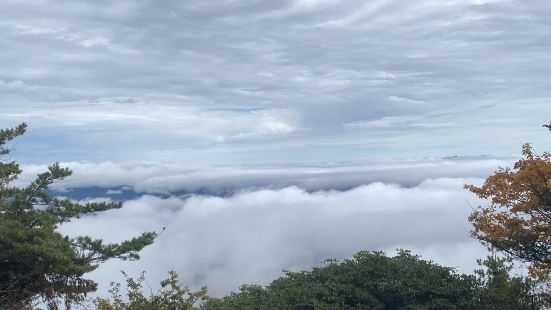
[1,0,550,306]
[29,158,512,296]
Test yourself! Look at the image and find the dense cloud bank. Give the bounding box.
[18,157,511,197]
[46,159,498,296]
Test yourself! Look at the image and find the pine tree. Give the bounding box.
[474,250,535,309]
[0,123,158,309]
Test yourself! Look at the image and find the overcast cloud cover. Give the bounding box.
[1,0,550,301]
[1,0,550,163]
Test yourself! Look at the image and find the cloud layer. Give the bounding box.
[1,0,550,163]
[38,158,509,297]
[2,0,547,301]
[17,156,511,195]
[59,177,488,297]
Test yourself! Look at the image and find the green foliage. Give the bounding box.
[95,270,208,310]
[202,250,479,310]
[474,251,536,309]
[0,123,158,309]
[93,251,550,310]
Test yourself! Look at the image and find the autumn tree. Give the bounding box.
[466,128,551,277]
[0,123,158,309]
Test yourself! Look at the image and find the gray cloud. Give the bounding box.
[1,0,550,163]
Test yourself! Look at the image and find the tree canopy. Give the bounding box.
[0,123,158,309]
[466,143,551,278]
[202,250,480,310]
[474,251,543,309]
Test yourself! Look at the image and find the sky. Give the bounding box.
[1,0,551,301]
[1,0,550,164]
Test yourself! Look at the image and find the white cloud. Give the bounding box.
[29,157,504,298]
[0,79,25,90]
[18,157,512,299]
[59,177,489,297]
[0,100,297,143]
[345,116,457,129]
[17,156,510,195]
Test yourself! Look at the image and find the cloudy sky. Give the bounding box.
[2,0,550,299]
[1,0,550,163]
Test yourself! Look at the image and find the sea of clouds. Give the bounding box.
[1,0,549,301]
[18,157,519,297]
